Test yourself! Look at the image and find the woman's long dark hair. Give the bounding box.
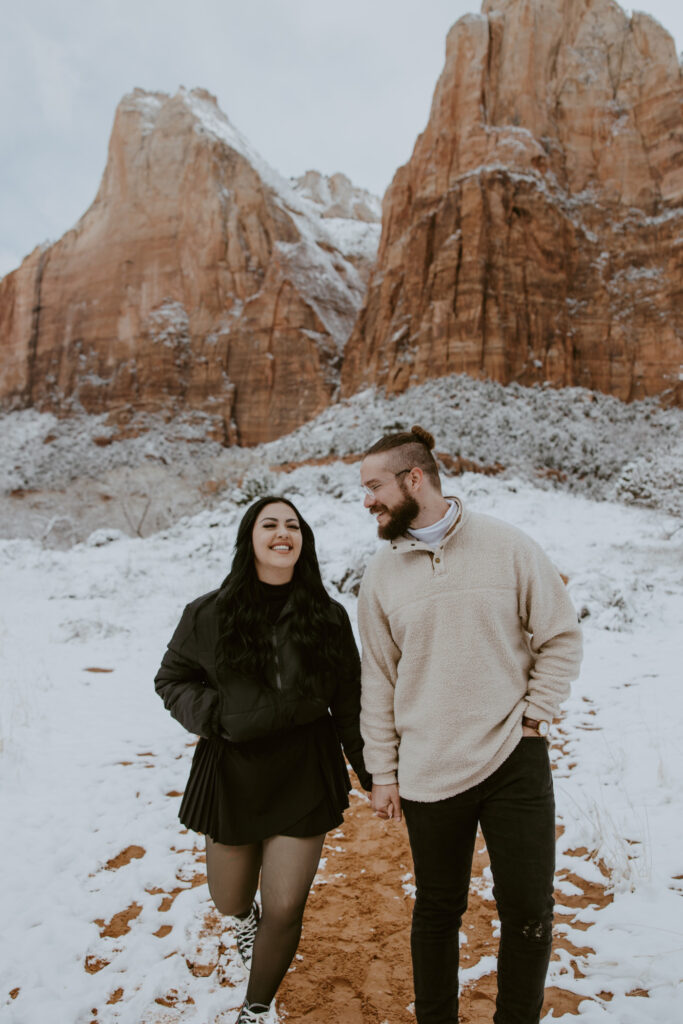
[215,495,344,691]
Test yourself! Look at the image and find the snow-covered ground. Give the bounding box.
[1,446,681,1021]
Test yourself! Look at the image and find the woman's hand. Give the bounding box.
[371,783,402,821]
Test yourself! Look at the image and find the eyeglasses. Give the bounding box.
[362,468,412,499]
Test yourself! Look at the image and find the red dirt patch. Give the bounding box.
[199,478,225,495]
[270,453,362,473]
[268,451,506,479]
[556,913,594,931]
[543,987,583,1016]
[155,990,179,1007]
[185,957,215,978]
[555,872,614,911]
[84,667,114,673]
[155,991,195,1007]
[175,871,207,888]
[9,988,20,999]
[146,886,184,912]
[154,925,173,938]
[104,845,145,870]
[435,452,505,477]
[84,956,110,974]
[106,988,124,1004]
[95,902,142,938]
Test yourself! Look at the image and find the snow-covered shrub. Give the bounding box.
[570,572,637,632]
[231,468,281,505]
[570,792,651,892]
[328,556,369,597]
[85,528,128,547]
[613,451,683,518]
[278,462,360,503]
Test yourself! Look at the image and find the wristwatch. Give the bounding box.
[522,716,550,737]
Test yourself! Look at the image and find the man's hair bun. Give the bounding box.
[364,424,441,487]
[410,425,435,450]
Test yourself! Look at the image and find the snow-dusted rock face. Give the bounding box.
[341,0,683,405]
[0,88,380,444]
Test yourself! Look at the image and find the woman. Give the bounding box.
[154,495,372,1023]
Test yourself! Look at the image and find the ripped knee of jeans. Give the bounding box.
[520,917,553,944]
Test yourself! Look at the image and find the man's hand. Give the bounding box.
[372,783,402,821]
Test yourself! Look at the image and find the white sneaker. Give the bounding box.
[229,901,260,970]
[235,1001,269,1022]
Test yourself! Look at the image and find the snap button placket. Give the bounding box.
[431,550,446,575]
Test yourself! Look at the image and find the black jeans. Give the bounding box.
[402,738,556,1024]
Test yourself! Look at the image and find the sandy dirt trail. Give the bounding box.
[71,762,622,1024]
[276,784,602,1023]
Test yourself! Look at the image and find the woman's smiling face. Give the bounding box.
[251,501,303,583]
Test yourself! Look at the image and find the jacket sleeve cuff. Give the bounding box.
[210,694,223,736]
[524,701,553,723]
[372,771,398,786]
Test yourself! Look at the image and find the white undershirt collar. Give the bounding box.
[407,498,459,547]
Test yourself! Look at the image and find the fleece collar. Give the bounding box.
[389,496,467,554]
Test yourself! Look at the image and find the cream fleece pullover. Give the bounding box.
[358,500,583,802]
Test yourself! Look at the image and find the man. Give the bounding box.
[357,425,582,1024]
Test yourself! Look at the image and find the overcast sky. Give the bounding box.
[1,0,681,277]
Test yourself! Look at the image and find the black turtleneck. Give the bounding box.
[257,579,293,625]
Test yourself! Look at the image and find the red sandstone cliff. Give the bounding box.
[341,0,683,404]
[0,89,380,444]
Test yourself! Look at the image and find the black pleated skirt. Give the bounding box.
[178,713,351,845]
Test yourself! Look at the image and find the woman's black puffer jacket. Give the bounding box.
[154,589,371,790]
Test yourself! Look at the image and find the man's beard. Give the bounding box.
[372,490,421,541]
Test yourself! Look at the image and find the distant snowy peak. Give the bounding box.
[291,171,381,224]
[289,170,382,269]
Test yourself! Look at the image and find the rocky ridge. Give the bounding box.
[0,88,380,445]
[341,0,683,404]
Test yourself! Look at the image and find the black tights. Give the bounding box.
[206,832,326,1006]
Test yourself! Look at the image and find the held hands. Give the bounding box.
[371,783,402,822]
